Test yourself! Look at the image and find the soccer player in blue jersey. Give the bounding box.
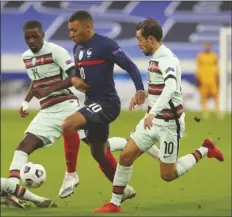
[32,11,146,199]
[61,10,146,198]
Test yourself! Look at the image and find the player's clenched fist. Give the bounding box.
[71,77,89,93]
[134,90,146,106]
[129,91,146,110]
[19,101,29,118]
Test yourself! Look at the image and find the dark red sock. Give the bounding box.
[62,132,80,173]
[98,147,117,182]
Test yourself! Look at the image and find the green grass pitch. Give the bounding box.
[1,110,231,216]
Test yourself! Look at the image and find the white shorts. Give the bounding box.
[130,113,185,164]
[25,100,86,146]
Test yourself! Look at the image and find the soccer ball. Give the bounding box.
[20,162,46,188]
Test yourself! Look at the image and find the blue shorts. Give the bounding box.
[78,99,120,144]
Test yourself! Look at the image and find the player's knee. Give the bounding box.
[16,140,34,155]
[62,114,86,133]
[62,119,75,133]
[160,172,175,182]
[119,151,134,166]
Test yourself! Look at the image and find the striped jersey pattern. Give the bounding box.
[147,45,183,119]
[22,41,77,109]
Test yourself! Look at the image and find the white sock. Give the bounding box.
[110,164,133,206]
[9,150,28,184]
[108,137,127,152]
[23,188,45,203]
[1,178,44,203]
[197,147,208,157]
[147,145,161,161]
[176,154,197,177]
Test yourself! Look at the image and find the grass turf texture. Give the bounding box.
[1,110,231,216]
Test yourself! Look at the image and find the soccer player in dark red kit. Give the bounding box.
[60,10,146,199]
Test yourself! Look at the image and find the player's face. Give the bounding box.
[68,21,91,44]
[204,43,212,53]
[24,28,44,53]
[136,30,153,56]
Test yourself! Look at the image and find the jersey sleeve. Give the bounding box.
[53,45,75,72]
[104,39,128,66]
[149,58,177,114]
[158,58,177,83]
[105,39,144,91]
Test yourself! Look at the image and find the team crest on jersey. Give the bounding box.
[87,48,92,59]
[31,57,36,66]
[148,61,161,74]
[79,51,84,60]
[65,59,73,65]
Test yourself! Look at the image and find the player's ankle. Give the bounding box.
[191,150,202,162]
[110,193,122,206]
[65,171,77,176]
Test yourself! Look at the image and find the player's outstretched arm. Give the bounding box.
[32,67,88,99]
[115,53,146,105]
[106,40,146,105]
[32,45,89,99]
[39,67,84,93]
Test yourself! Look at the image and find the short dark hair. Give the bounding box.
[69,10,93,22]
[136,18,163,42]
[23,20,42,31]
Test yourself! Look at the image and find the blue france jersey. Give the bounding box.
[73,33,144,104]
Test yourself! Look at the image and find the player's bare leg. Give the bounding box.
[62,112,87,133]
[94,138,143,213]
[8,133,44,185]
[1,178,57,208]
[108,137,161,161]
[159,138,224,182]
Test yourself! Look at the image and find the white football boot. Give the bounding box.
[121,185,136,203]
[59,172,79,198]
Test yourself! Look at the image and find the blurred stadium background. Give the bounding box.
[1,1,231,111]
[1,1,231,216]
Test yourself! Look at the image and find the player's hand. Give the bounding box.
[134,90,146,106]
[144,113,156,130]
[32,88,52,99]
[71,77,89,93]
[129,97,137,110]
[19,107,29,118]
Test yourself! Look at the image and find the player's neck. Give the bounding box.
[151,42,163,55]
[86,31,96,42]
